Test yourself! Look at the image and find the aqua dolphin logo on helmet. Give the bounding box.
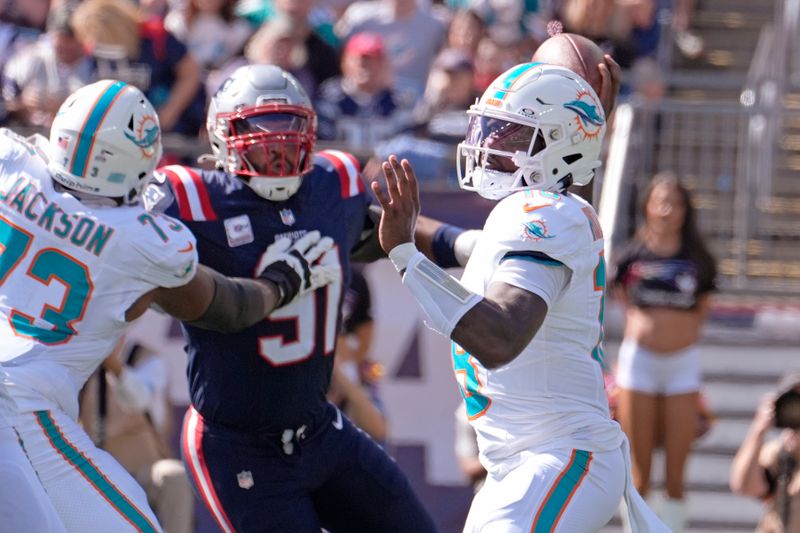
[564,91,604,139]
[125,125,159,148]
[563,99,604,127]
[125,115,160,159]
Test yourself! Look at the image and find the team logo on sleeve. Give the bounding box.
[521,220,555,242]
[224,214,255,247]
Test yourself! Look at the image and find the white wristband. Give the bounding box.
[388,242,419,273]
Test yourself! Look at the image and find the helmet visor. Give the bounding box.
[231,112,309,135]
[464,116,542,173]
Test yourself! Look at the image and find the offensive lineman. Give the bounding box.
[373,64,669,532]
[0,80,336,531]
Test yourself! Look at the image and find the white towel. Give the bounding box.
[619,435,672,532]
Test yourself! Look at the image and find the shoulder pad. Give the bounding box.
[0,129,51,176]
[314,150,365,199]
[154,165,220,221]
[487,190,602,273]
[127,210,199,288]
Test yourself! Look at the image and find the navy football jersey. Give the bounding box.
[148,150,369,433]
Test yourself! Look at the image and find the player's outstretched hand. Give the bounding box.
[371,155,419,254]
[256,230,338,308]
[598,54,622,117]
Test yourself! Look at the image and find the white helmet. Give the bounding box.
[457,63,606,200]
[49,80,162,205]
[207,65,317,201]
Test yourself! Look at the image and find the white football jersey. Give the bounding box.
[0,129,197,420]
[456,189,622,473]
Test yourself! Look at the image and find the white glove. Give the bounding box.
[256,231,338,307]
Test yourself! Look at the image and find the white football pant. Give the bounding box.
[12,409,162,532]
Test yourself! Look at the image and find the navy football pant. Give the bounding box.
[181,402,438,533]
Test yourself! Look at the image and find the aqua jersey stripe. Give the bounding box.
[70,81,128,178]
[533,449,592,532]
[493,62,542,100]
[36,411,158,533]
[501,250,563,267]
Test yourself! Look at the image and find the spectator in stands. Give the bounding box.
[415,48,476,132]
[473,36,510,92]
[672,0,704,59]
[731,371,800,532]
[611,172,717,533]
[461,0,544,48]
[72,0,206,135]
[373,48,476,186]
[327,267,387,442]
[164,0,252,73]
[0,0,51,124]
[558,0,656,68]
[446,9,485,60]
[242,16,316,100]
[2,4,94,128]
[237,0,341,91]
[336,0,446,98]
[81,339,195,533]
[316,32,415,151]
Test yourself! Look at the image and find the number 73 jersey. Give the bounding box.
[454,189,622,471]
[0,130,197,419]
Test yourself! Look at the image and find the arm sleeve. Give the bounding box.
[491,256,571,306]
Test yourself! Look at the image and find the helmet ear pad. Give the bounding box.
[206,65,317,201]
[48,80,162,204]
[457,63,605,199]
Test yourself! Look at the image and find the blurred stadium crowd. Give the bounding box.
[0,0,693,179]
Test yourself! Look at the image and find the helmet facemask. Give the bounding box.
[212,103,316,201]
[458,111,553,200]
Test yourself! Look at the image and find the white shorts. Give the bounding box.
[615,340,701,395]
[12,409,162,532]
[463,447,625,532]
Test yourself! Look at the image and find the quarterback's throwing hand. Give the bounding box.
[256,231,337,308]
[371,155,420,254]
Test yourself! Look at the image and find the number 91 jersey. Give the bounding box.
[148,150,368,434]
[455,189,622,472]
[0,129,197,420]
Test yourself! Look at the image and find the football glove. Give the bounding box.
[256,230,337,308]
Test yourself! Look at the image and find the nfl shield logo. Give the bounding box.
[237,470,254,490]
[279,208,296,226]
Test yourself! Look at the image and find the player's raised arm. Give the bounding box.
[129,232,337,333]
[372,156,548,369]
[351,206,480,267]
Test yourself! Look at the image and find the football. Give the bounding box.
[531,33,605,97]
